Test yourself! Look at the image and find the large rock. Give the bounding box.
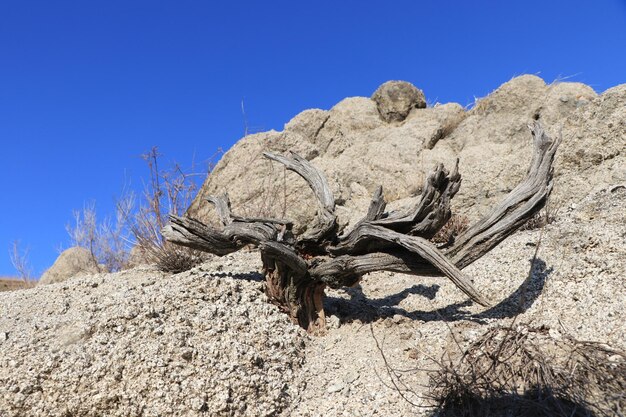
[424,75,620,217]
[188,85,465,232]
[188,75,624,232]
[371,80,427,122]
[38,247,101,285]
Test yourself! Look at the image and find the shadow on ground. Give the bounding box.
[325,258,553,324]
[203,271,265,282]
[430,388,599,417]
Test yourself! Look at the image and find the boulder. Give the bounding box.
[188,82,464,232]
[371,80,427,122]
[372,81,426,123]
[38,247,102,285]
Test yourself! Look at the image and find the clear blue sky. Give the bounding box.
[1,0,625,277]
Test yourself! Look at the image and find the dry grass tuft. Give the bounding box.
[431,214,470,246]
[131,239,206,274]
[428,324,625,417]
[520,201,561,231]
[124,147,209,273]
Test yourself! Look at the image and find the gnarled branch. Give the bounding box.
[446,122,559,268]
[263,151,338,251]
[164,122,559,332]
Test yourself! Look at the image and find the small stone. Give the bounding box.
[548,328,562,340]
[342,371,359,384]
[392,314,406,324]
[399,331,412,340]
[327,315,341,329]
[326,381,345,394]
[181,349,193,361]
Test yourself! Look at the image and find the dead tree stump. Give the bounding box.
[162,122,560,333]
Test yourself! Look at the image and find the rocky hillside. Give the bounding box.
[1,76,624,416]
[188,75,624,232]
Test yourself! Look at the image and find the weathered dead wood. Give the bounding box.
[308,122,559,290]
[162,216,244,255]
[371,160,461,238]
[205,194,233,226]
[163,121,559,332]
[260,241,326,332]
[446,122,560,268]
[206,193,294,230]
[308,251,438,285]
[162,213,284,255]
[327,223,489,306]
[163,191,295,255]
[263,151,338,251]
[364,185,387,222]
[332,160,461,256]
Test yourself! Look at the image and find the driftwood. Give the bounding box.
[163,122,560,332]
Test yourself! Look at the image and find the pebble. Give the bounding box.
[326,381,345,393]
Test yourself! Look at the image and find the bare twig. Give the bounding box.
[9,240,33,286]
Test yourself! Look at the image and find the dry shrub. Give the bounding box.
[66,200,130,272]
[9,240,34,287]
[429,325,625,417]
[432,214,469,245]
[124,147,209,273]
[66,147,217,273]
[131,238,206,274]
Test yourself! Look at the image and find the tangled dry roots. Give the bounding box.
[429,325,625,417]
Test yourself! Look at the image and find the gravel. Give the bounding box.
[1,187,623,416]
[0,252,306,417]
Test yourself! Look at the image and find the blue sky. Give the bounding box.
[1,0,625,277]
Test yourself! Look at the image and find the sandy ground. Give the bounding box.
[0,186,624,416]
